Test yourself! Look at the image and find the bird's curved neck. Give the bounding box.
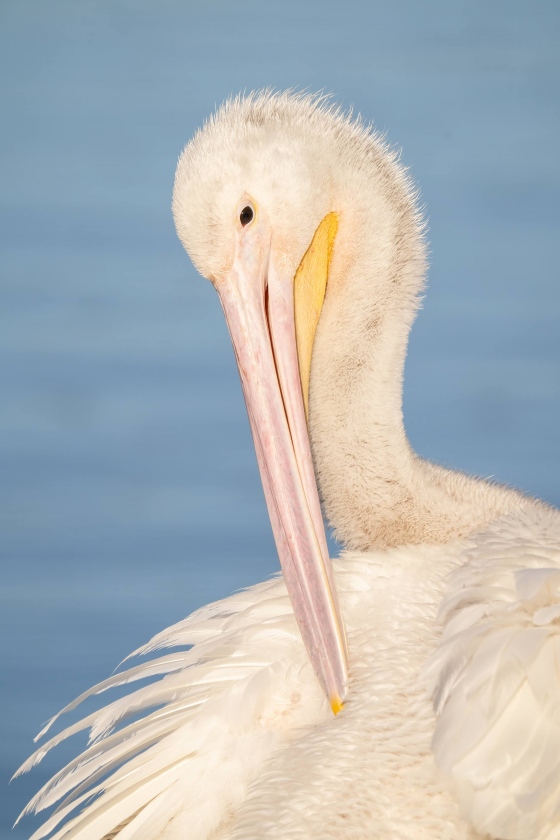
[309,200,524,552]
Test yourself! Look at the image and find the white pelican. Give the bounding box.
[17,91,560,840]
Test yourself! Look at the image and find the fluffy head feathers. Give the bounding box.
[172,90,423,290]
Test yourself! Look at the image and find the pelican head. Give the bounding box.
[172,91,426,711]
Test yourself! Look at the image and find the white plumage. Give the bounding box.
[18,91,560,839]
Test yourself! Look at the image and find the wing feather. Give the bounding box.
[18,575,324,840]
[425,506,560,840]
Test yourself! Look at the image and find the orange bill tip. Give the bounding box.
[330,695,344,716]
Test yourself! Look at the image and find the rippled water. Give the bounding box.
[1,1,559,834]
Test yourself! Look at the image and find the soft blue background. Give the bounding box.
[1,1,558,835]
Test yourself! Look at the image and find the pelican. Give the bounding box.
[17,91,560,840]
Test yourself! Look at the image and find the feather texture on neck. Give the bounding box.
[309,139,525,550]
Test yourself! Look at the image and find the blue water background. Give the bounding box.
[1,1,559,834]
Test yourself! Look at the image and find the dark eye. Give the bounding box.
[240,205,254,226]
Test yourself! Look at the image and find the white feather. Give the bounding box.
[20,509,560,839]
[424,507,560,840]
[17,575,329,840]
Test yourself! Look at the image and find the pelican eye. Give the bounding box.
[240,205,254,226]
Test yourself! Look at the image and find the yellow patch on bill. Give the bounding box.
[294,212,338,418]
